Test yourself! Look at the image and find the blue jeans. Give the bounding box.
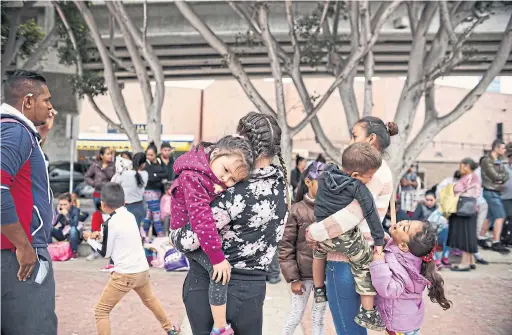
[325,261,367,335]
[126,201,145,229]
[52,226,81,253]
[435,225,450,260]
[483,189,506,223]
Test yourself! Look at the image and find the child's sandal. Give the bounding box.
[314,286,328,303]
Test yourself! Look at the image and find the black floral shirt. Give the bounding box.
[171,165,289,271]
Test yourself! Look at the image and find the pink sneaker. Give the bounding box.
[211,325,234,335]
[100,264,115,272]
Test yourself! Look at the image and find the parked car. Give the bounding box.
[49,161,91,196]
[75,181,94,199]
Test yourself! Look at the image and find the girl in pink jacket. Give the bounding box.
[370,220,452,335]
[169,135,254,335]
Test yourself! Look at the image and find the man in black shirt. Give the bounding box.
[159,141,175,181]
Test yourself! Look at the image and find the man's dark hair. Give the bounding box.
[342,142,382,174]
[3,70,47,105]
[58,193,72,202]
[491,139,505,151]
[101,183,125,209]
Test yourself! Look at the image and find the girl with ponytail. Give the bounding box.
[371,220,451,335]
[111,152,148,230]
[171,111,289,335]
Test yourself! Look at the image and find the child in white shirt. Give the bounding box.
[84,182,179,335]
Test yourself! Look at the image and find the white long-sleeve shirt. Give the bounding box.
[88,206,148,274]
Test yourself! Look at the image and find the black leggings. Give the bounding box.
[186,249,227,306]
[183,260,266,335]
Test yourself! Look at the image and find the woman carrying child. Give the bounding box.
[279,161,327,335]
[171,112,288,335]
[371,220,452,335]
[170,135,255,335]
[307,116,398,335]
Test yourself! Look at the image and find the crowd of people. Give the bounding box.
[1,69,510,335]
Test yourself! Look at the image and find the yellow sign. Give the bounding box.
[76,140,191,152]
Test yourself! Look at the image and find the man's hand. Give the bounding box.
[372,249,385,261]
[16,244,37,281]
[291,280,306,295]
[37,109,56,145]
[60,208,68,216]
[212,259,231,285]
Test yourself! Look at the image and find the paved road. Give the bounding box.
[55,250,512,335]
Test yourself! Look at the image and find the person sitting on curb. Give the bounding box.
[51,193,83,259]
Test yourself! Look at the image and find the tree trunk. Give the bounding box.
[111,0,165,149]
[74,1,143,153]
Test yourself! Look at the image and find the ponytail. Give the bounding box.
[420,261,452,310]
[278,152,291,211]
[132,152,146,188]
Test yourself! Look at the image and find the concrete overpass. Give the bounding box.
[83,1,512,79]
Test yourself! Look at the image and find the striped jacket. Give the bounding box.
[1,103,54,249]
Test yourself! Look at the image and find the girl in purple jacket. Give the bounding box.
[170,135,254,335]
[370,220,452,335]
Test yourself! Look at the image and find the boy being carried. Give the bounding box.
[85,183,179,335]
[310,142,386,331]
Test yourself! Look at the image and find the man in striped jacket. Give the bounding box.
[1,70,57,335]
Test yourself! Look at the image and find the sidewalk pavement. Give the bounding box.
[179,248,512,335]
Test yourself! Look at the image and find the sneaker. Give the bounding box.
[86,252,100,261]
[478,238,491,249]
[268,277,281,284]
[354,307,386,331]
[475,257,489,265]
[211,324,234,335]
[441,257,451,267]
[470,264,477,270]
[314,286,328,303]
[434,259,443,270]
[70,252,79,260]
[491,242,511,254]
[100,264,115,272]
[167,325,180,335]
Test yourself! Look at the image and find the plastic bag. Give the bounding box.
[48,241,72,261]
[164,248,189,272]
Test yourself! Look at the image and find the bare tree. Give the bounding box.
[74,1,143,152]
[175,0,400,169]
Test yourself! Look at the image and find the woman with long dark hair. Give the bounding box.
[307,116,398,335]
[111,152,148,229]
[171,112,289,335]
[143,142,168,238]
[85,147,115,208]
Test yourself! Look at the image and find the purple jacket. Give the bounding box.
[170,147,226,265]
[370,240,430,333]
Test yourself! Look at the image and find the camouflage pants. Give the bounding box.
[313,227,375,296]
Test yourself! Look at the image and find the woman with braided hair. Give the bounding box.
[171,112,289,335]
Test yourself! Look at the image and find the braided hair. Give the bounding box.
[236,112,291,210]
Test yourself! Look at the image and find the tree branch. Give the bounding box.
[175,0,276,116]
[403,13,512,174]
[228,1,290,67]
[87,93,123,132]
[292,0,402,133]
[54,1,83,75]
[313,0,330,36]
[2,1,34,69]
[285,0,301,68]
[74,0,143,153]
[361,0,374,117]
[439,1,458,47]
[111,0,165,147]
[424,85,438,122]
[109,16,115,53]
[20,26,59,70]
[106,2,153,110]
[143,0,148,51]
[106,49,136,73]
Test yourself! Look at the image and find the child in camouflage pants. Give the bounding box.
[310,143,386,332]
